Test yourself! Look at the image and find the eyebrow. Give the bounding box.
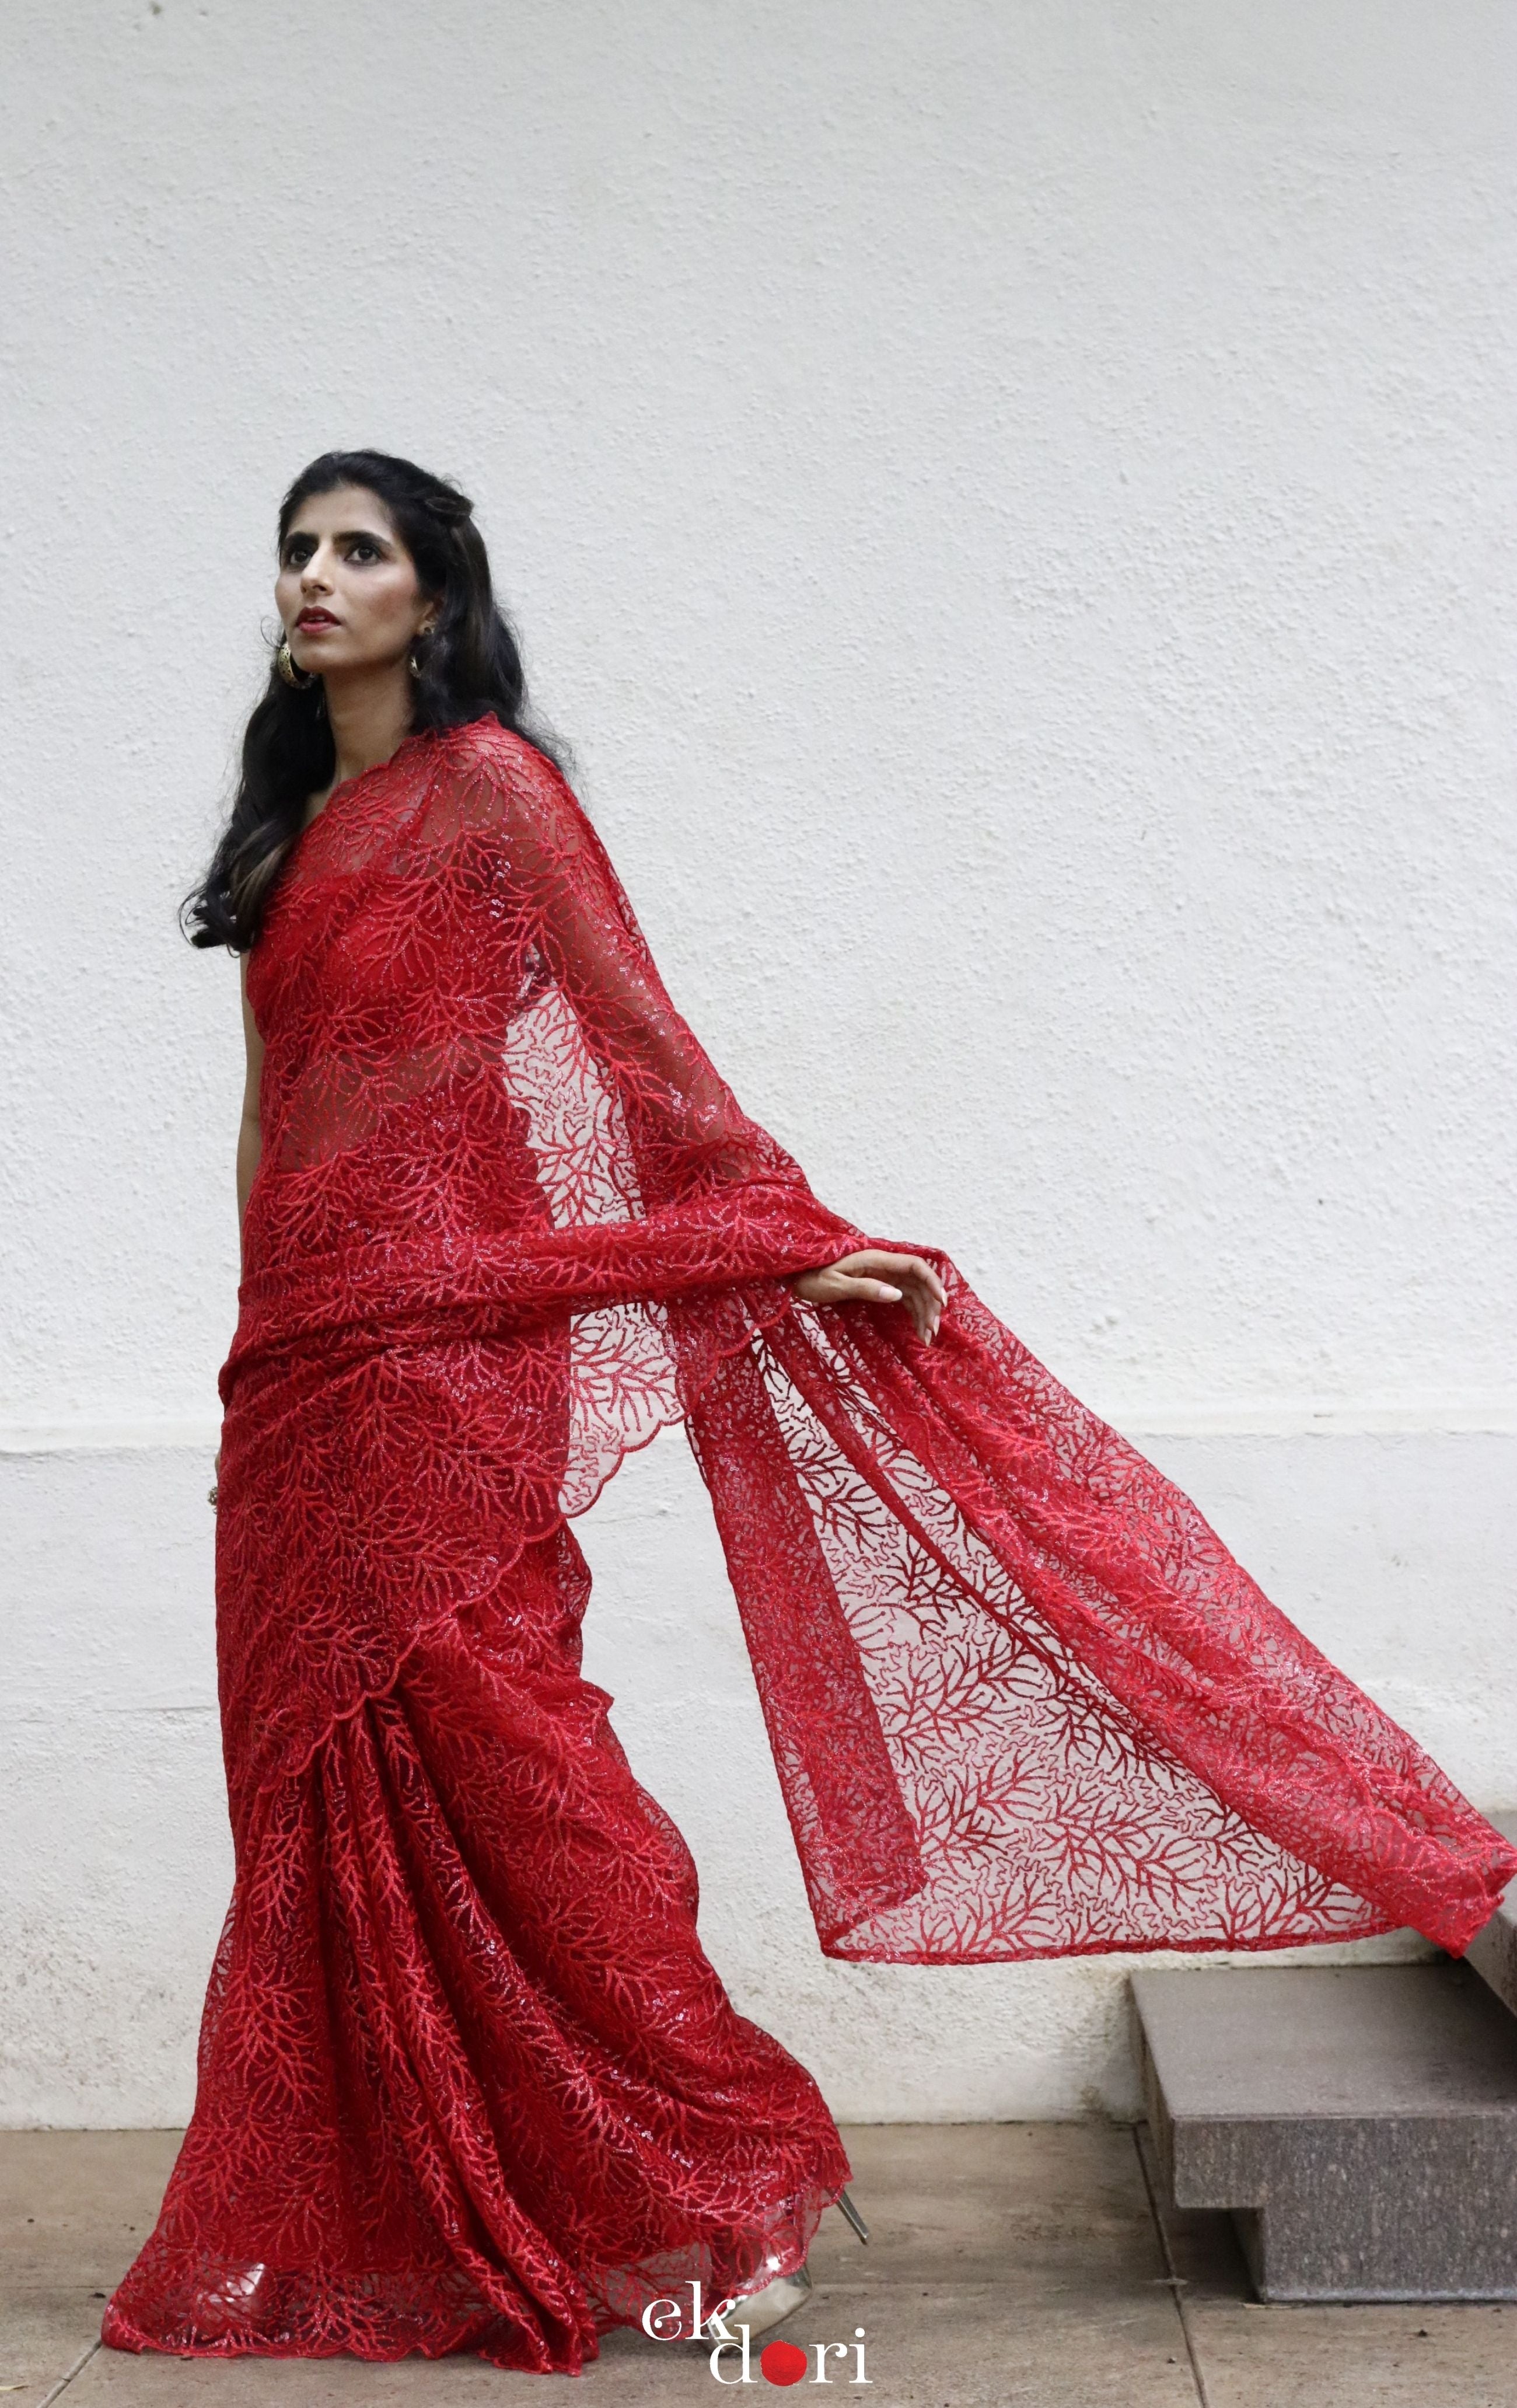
[284,527,397,549]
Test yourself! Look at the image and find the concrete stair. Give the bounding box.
[1464,1808,1517,2019]
[1132,1953,1517,2302]
[1133,1812,1517,2301]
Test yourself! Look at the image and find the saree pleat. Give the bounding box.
[104,1527,851,2371]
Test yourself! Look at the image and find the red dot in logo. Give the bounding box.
[760,2337,809,2386]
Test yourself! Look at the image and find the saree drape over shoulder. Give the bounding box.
[106,718,1517,2374]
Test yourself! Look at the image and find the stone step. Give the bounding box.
[1465,1809,1517,2019]
[1131,1962,1517,2302]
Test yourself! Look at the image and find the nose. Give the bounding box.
[299,542,335,595]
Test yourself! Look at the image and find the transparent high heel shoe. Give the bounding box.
[690,2188,869,2346]
[693,2259,813,2345]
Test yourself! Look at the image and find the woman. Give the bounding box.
[104,451,1517,2377]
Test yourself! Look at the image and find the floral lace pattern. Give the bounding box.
[104,718,1517,2370]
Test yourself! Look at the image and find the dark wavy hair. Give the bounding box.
[184,449,568,951]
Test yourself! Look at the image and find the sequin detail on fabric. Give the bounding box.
[106,720,1517,2370]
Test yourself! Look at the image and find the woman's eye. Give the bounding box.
[282,543,312,567]
[347,540,380,562]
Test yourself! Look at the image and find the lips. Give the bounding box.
[296,609,338,629]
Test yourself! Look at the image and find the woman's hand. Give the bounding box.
[788,1249,946,1343]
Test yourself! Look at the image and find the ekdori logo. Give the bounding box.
[641,2283,872,2385]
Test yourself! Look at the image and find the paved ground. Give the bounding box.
[2,2124,1511,2407]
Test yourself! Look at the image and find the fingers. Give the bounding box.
[867,1254,946,1339]
[844,1273,943,1342]
[861,1251,948,1307]
[901,1256,948,1307]
[806,1272,902,1306]
[792,1252,949,1342]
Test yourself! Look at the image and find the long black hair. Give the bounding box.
[184,450,568,951]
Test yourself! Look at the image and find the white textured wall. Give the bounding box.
[2,0,1514,2125]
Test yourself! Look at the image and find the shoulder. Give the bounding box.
[420,715,592,861]
[446,714,572,801]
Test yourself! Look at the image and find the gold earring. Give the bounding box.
[277,638,316,689]
[407,626,434,679]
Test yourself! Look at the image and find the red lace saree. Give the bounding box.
[104,717,1517,2373]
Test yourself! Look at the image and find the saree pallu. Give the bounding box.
[106,717,1517,2371]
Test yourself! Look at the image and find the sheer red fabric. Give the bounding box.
[104,717,1516,2371]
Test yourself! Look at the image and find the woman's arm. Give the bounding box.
[236,958,264,1272]
[215,962,265,1506]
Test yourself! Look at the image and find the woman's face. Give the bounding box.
[275,485,436,678]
